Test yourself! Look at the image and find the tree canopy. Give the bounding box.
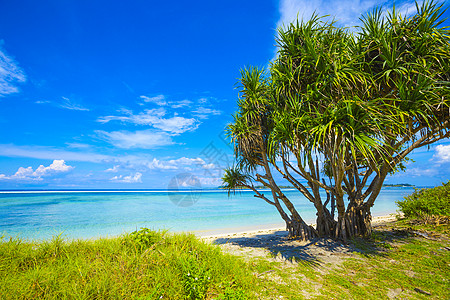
[223,0,450,241]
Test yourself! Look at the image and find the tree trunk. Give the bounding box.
[346,203,372,237]
[281,202,372,242]
[334,202,372,241]
[286,217,318,241]
[316,210,337,237]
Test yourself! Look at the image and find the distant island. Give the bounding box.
[382,183,415,187]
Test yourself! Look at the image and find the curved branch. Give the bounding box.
[244,184,276,206]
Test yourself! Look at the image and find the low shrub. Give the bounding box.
[396,181,450,222]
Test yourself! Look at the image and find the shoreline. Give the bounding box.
[1,214,401,243]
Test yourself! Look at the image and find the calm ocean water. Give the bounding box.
[0,187,414,241]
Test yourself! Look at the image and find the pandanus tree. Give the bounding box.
[222,1,450,241]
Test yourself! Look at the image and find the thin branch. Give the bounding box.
[244,184,276,206]
[289,152,333,192]
[278,152,315,202]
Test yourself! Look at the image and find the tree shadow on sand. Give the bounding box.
[211,224,416,267]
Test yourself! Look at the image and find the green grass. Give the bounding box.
[1,223,449,299]
[322,239,449,299]
[244,222,450,299]
[0,229,257,299]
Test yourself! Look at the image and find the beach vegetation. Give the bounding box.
[1,222,449,298]
[222,0,450,241]
[396,180,450,223]
[0,229,255,299]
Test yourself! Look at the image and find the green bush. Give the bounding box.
[396,181,450,219]
[126,227,165,251]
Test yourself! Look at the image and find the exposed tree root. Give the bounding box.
[286,218,318,241]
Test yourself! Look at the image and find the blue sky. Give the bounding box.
[0,0,449,189]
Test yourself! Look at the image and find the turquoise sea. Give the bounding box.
[0,187,415,241]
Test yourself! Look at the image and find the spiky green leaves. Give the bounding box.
[221,167,252,196]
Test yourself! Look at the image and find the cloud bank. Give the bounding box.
[0,160,73,181]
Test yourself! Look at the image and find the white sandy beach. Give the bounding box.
[198,214,399,242]
[197,214,401,266]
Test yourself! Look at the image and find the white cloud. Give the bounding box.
[60,96,90,111]
[140,95,196,109]
[98,108,199,135]
[192,107,222,119]
[96,129,175,149]
[98,108,165,124]
[202,163,216,169]
[197,176,222,187]
[0,160,74,181]
[34,159,73,176]
[35,97,90,111]
[402,167,439,177]
[434,144,450,163]
[148,158,179,170]
[170,99,192,108]
[93,156,216,179]
[0,144,111,162]
[147,157,207,170]
[13,167,34,179]
[65,142,91,149]
[110,172,142,183]
[0,46,26,97]
[105,165,120,172]
[140,95,167,106]
[154,115,199,134]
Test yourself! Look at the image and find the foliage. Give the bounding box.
[182,256,211,299]
[223,0,450,240]
[397,181,450,219]
[126,227,165,251]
